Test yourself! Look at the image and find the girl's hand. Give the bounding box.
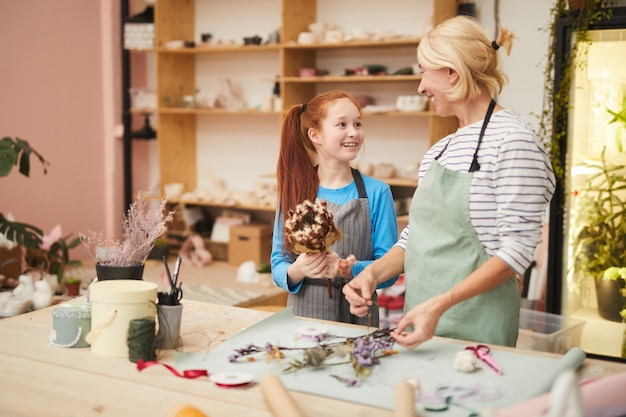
[319,251,356,278]
[294,252,329,278]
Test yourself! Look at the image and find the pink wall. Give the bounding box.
[0,0,124,260]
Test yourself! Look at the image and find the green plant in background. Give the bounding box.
[537,0,612,182]
[606,97,626,152]
[257,260,271,274]
[64,276,82,285]
[0,136,82,283]
[0,137,50,248]
[601,267,626,317]
[27,231,83,284]
[569,148,626,292]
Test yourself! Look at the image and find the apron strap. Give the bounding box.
[350,168,367,199]
[469,98,496,172]
[434,98,497,173]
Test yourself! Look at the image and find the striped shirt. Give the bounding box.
[396,109,556,275]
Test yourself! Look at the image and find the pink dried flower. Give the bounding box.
[81,193,174,266]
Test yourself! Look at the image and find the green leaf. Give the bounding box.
[0,147,18,177]
[18,148,31,177]
[0,214,44,249]
[0,137,49,178]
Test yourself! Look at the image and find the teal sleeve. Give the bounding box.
[270,211,302,293]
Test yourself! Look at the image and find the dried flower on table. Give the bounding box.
[228,328,398,386]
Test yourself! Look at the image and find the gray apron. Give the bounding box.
[404,100,519,346]
[289,169,379,326]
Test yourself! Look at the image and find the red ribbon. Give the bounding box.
[136,359,209,379]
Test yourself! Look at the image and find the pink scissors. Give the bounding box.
[465,344,502,375]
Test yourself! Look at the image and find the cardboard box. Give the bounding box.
[228,223,273,266]
[204,240,228,262]
[516,308,585,354]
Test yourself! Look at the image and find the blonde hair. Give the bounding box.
[417,15,513,102]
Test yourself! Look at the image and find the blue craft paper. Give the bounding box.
[174,307,584,416]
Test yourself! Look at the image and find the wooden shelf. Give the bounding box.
[168,199,276,213]
[282,38,421,50]
[158,44,281,54]
[384,177,418,187]
[158,108,281,115]
[129,107,155,114]
[153,0,459,206]
[282,75,421,83]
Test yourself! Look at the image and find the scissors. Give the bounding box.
[172,282,183,303]
[465,344,502,375]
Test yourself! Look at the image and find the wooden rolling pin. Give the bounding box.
[259,373,306,417]
[395,380,420,417]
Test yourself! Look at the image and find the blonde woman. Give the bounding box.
[343,16,556,348]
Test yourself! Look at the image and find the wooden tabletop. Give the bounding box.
[0,300,624,417]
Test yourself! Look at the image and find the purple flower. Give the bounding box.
[331,374,362,388]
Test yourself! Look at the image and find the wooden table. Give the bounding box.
[0,300,624,417]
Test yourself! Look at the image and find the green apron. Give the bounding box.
[404,100,519,346]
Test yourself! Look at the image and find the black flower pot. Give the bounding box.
[595,278,625,322]
[95,263,145,281]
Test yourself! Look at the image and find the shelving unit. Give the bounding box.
[121,0,158,209]
[152,0,459,212]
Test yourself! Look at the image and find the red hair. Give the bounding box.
[276,90,361,253]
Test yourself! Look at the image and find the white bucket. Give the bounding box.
[86,280,157,357]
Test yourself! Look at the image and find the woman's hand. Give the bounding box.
[391,296,446,349]
[342,267,378,317]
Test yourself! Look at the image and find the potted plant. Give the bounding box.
[25,225,83,292]
[601,267,626,357]
[0,137,49,257]
[81,193,175,280]
[0,137,85,290]
[569,148,626,321]
[64,276,82,297]
[257,260,272,287]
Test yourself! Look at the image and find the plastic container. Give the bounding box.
[517,308,585,354]
[87,280,157,357]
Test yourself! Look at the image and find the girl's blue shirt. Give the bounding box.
[271,173,399,293]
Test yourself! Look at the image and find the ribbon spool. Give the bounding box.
[210,372,254,388]
[297,324,327,341]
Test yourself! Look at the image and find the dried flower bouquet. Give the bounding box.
[285,199,342,254]
[81,193,174,267]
